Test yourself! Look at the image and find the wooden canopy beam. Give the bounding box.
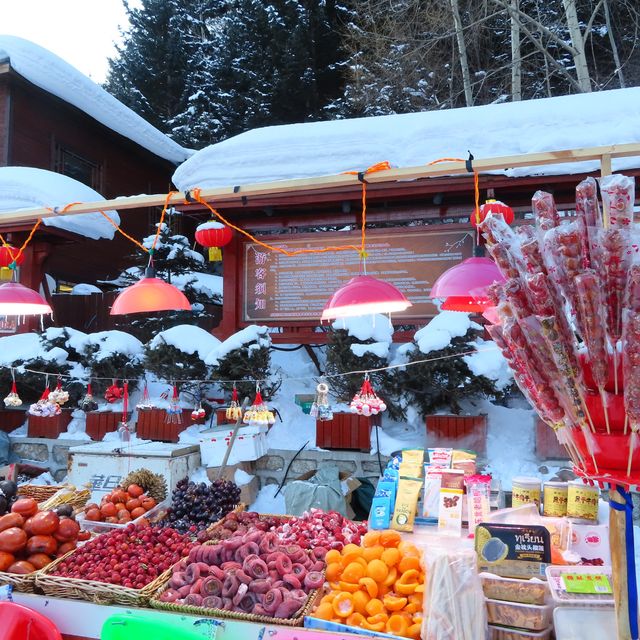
[0,142,637,225]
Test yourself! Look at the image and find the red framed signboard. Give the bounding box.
[241,227,474,323]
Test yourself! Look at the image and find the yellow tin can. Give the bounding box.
[511,476,541,511]
[566,481,599,523]
[543,481,568,517]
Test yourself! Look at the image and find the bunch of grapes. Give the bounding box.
[164,479,241,534]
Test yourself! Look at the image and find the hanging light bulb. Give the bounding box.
[321,274,411,321]
[110,267,191,315]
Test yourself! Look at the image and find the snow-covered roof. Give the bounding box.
[173,88,640,190]
[0,167,120,240]
[0,36,191,165]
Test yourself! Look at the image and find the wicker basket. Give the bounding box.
[0,570,38,593]
[40,488,91,511]
[203,503,247,536]
[17,485,62,503]
[35,549,173,607]
[150,583,320,627]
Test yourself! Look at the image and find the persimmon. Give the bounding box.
[363,545,384,562]
[381,547,401,567]
[313,602,334,620]
[387,614,409,636]
[362,531,380,548]
[352,590,370,615]
[364,598,384,617]
[342,561,365,583]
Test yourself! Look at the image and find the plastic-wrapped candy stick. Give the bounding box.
[479,212,520,247]
[575,177,600,266]
[623,313,640,475]
[622,264,640,438]
[532,190,560,234]
[486,243,521,280]
[502,278,533,319]
[518,226,546,275]
[600,174,635,229]
[575,270,611,433]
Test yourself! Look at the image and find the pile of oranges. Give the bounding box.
[311,530,424,638]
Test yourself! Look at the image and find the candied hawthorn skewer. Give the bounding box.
[600,174,635,229]
[532,190,560,234]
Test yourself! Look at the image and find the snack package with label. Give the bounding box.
[377,476,397,510]
[391,475,423,532]
[369,487,393,530]
[401,448,425,465]
[428,447,453,468]
[567,522,611,566]
[421,465,444,521]
[466,474,491,535]
[476,523,551,578]
[438,469,465,536]
[452,449,478,476]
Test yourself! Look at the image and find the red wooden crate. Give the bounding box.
[315,412,380,451]
[535,417,570,460]
[135,409,194,442]
[0,409,27,434]
[425,414,487,454]
[28,411,72,438]
[85,411,128,441]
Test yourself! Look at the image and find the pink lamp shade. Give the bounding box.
[430,257,505,313]
[0,282,52,316]
[321,275,412,321]
[110,270,191,316]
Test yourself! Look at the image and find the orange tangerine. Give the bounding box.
[383,594,408,612]
[366,559,389,582]
[383,566,398,587]
[379,530,402,548]
[377,584,391,598]
[325,563,342,582]
[404,602,422,614]
[346,612,366,628]
[366,613,389,625]
[381,547,401,567]
[352,590,370,615]
[407,623,422,638]
[362,531,380,548]
[363,545,384,562]
[343,562,366,583]
[342,543,362,556]
[313,603,334,620]
[408,593,423,606]
[398,555,421,573]
[325,549,341,565]
[321,592,338,604]
[338,581,361,593]
[364,598,385,617]
[386,614,409,636]
[358,577,379,599]
[395,569,421,595]
[332,592,354,618]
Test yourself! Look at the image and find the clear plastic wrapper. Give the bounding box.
[518,227,546,275]
[480,212,520,247]
[503,278,532,319]
[622,264,640,471]
[487,242,521,280]
[599,174,634,228]
[575,177,600,266]
[532,190,559,234]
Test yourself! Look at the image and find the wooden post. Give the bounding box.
[214,233,241,340]
[609,485,639,640]
[601,153,613,177]
[216,397,250,480]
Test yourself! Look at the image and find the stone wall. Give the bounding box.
[253,448,390,489]
[9,436,87,482]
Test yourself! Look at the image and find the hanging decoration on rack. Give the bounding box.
[165,383,183,424]
[225,384,243,422]
[350,374,387,416]
[136,380,154,411]
[311,380,333,421]
[29,377,61,417]
[243,384,275,427]
[105,380,124,404]
[117,381,132,442]
[191,400,206,422]
[3,370,21,407]
[49,376,69,406]
[79,381,98,412]
[194,220,233,262]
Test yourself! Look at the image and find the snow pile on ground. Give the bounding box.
[0,167,120,240]
[0,36,190,164]
[250,483,286,514]
[26,471,57,486]
[413,311,479,354]
[333,314,394,343]
[0,333,46,365]
[206,325,271,365]
[234,468,255,486]
[57,409,91,440]
[178,424,209,444]
[266,345,319,452]
[173,87,640,190]
[71,284,102,295]
[149,325,221,361]
[102,431,151,445]
[189,466,212,486]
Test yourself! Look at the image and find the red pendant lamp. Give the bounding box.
[321,274,412,321]
[110,268,191,316]
[0,281,52,316]
[430,250,505,313]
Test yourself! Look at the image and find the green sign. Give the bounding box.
[562,573,612,595]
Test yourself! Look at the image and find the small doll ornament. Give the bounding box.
[350,374,387,416]
[79,382,98,412]
[4,371,22,407]
[49,377,69,406]
[225,385,243,421]
[311,381,333,421]
[136,381,154,411]
[29,382,61,417]
[243,384,275,427]
[165,383,183,424]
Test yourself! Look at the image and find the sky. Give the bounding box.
[2,0,136,84]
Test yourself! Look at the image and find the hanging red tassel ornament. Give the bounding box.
[79,381,98,412]
[165,383,183,424]
[226,385,242,421]
[105,380,123,403]
[191,401,206,422]
[118,381,132,441]
[136,381,154,411]
[49,376,69,406]
[243,385,275,427]
[350,374,387,416]
[4,371,21,407]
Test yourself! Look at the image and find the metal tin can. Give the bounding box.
[567,481,599,523]
[511,476,542,510]
[543,481,568,517]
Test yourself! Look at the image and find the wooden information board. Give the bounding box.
[242,228,474,322]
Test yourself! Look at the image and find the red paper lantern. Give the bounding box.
[0,245,25,268]
[470,200,515,227]
[195,221,233,261]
